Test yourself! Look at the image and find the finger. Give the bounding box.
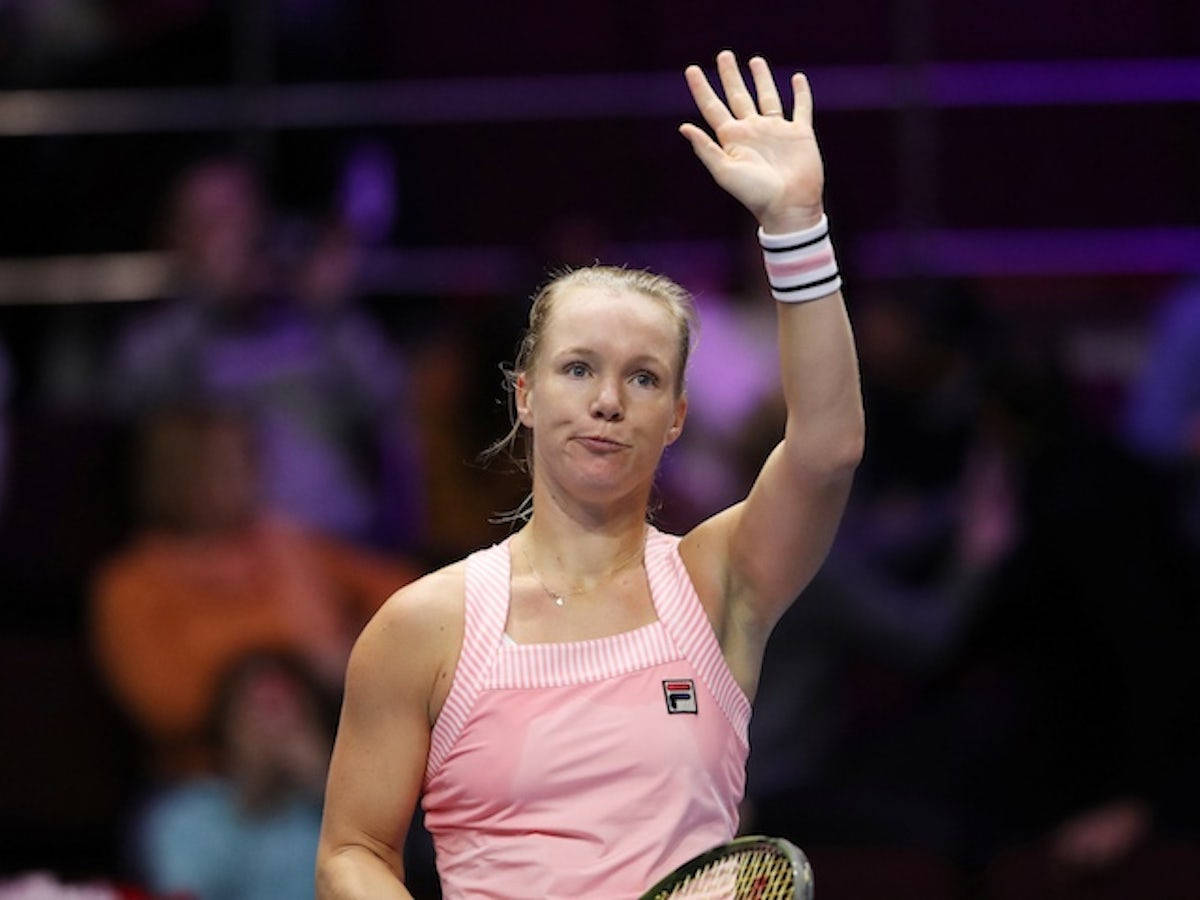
[749,56,783,116]
[790,71,813,125]
[678,122,728,173]
[684,63,734,132]
[716,49,757,119]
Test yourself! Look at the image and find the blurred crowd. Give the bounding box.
[0,150,520,898]
[1,150,1199,899]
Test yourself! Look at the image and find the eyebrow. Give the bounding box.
[555,346,597,359]
[554,347,670,370]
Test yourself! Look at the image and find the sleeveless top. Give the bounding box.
[421,527,752,899]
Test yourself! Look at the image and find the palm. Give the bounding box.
[711,117,822,217]
[681,52,825,231]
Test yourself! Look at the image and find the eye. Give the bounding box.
[631,370,660,388]
[563,361,590,378]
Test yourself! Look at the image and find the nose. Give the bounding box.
[590,378,624,422]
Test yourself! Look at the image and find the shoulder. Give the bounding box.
[350,559,468,724]
[375,556,463,621]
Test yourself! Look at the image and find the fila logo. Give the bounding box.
[662,679,698,714]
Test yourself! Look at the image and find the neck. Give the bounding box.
[519,486,649,587]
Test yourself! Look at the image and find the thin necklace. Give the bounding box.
[520,539,645,607]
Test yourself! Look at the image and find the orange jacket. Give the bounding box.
[91,516,418,773]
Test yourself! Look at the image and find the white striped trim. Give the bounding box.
[488,620,678,689]
[424,540,510,782]
[645,529,752,747]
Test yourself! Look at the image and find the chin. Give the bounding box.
[539,444,657,505]
[566,470,651,509]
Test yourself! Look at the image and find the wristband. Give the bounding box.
[758,214,842,302]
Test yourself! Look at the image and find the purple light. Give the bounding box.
[926,59,1200,108]
[2,58,1198,135]
[857,227,1200,277]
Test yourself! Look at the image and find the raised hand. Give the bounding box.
[680,51,825,233]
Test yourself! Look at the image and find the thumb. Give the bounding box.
[679,123,727,174]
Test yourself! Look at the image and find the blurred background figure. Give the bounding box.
[742,283,1012,856]
[135,651,334,900]
[963,276,1200,899]
[107,155,421,549]
[944,349,1198,898]
[90,408,416,777]
[275,142,426,549]
[1124,277,1200,550]
[407,318,529,562]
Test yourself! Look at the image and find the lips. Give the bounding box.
[575,435,628,452]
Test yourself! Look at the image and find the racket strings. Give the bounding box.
[652,846,797,899]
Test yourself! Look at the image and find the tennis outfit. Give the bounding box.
[422,526,751,899]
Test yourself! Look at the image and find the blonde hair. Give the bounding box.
[481,265,698,519]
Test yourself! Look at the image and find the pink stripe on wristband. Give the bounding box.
[758,214,842,303]
[764,250,837,279]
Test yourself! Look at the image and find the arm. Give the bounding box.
[678,53,864,690]
[316,569,462,899]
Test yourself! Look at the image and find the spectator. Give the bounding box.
[135,651,335,900]
[743,390,1017,858]
[955,353,1195,868]
[90,407,417,775]
[107,156,417,546]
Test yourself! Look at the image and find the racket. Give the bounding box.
[639,835,814,900]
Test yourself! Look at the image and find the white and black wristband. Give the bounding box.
[759,214,842,303]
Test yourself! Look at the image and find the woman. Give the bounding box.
[317,51,864,898]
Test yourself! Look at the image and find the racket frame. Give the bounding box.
[639,834,814,900]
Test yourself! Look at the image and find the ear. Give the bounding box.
[664,392,687,446]
[515,372,534,428]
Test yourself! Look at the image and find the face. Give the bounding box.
[516,285,687,505]
[174,164,262,302]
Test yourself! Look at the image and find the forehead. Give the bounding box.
[543,285,679,356]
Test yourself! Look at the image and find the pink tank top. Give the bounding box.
[421,527,751,899]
